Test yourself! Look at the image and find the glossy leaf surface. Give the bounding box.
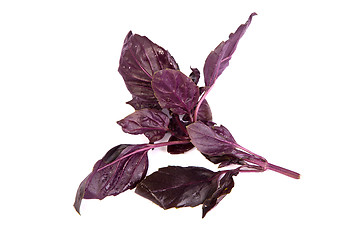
[136,166,235,217]
[118,31,179,109]
[118,109,170,143]
[74,144,149,214]
[204,13,256,87]
[187,121,237,156]
[152,69,199,115]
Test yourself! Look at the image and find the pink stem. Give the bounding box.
[232,143,300,179]
[267,163,300,179]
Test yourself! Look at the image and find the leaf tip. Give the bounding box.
[73,203,82,216]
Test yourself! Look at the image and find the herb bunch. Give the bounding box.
[74,13,300,218]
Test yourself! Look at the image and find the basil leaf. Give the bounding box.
[135,166,236,218]
[152,69,199,116]
[204,13,256,87]
[73,144,149,214]
[118,109,170,143]
[187,121,237,156]
[118,31,179,109]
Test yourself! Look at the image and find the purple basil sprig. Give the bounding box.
[74,13,300,218]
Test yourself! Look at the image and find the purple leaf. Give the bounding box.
[152,69,199,116]
[204,13,256,87]
[135,166,236,217]
[187,121,237,156]
[118,31,179,109]
[74,144,149,214]
[118,109,170,143]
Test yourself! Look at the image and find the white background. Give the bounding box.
[1,0,359,239]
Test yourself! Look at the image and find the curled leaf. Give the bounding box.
[118,109,170,143]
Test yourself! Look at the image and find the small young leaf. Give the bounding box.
[118,31,179,109]
[73,144,149,214]
[152,69,199,116]
[189,67,200,85]
[118,109,170,143]
[204,13,256,87]
[187,121,237,156]
[135,166,236,218]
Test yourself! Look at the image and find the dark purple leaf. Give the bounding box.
[152,69,199,116]
[204,13,256,87]
[118,31,179,109]
[189,67,200,85]
[74,144,149,214]
[167,135,194,154]
[135,166,236,218]
[117,109,170,143]
[136,166,216,209]
[187,121,237,156]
